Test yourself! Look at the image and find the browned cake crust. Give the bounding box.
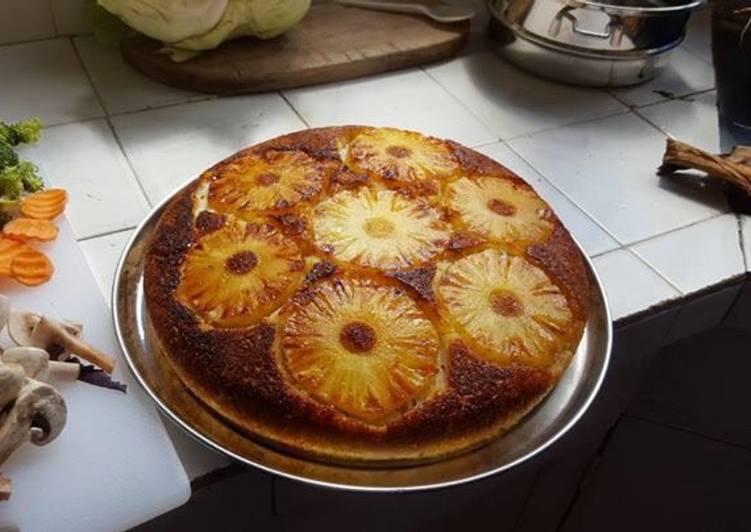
[144,126,591,464]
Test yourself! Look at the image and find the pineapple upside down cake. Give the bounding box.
[145,126,591,464]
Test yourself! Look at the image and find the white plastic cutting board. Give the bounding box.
[0,220,190,531]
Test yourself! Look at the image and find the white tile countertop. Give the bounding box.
[1,5,748,487]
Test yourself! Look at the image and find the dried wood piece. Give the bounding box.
[658,138,751,196]
[0,475,12,501]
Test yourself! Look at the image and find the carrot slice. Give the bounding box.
[20,189,68,220]
[3,218,58,242]
[11,246,54,286]
[0,238,25,277]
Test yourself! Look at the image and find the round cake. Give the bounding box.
[144,126,590,464]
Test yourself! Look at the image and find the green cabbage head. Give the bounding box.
[98,0,229,43]
[98,0,310,60]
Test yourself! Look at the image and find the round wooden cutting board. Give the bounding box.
[120,3,470,94]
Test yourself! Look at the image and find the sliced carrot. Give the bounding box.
[10,246,54,286]
[3,218,58,242]
[0,238,25,277]
[20,189,68,220]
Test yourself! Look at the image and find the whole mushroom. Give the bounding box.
[0,295,10,332]
[0,364,25,410]
[0,379,67,465]
[1,347,49,381]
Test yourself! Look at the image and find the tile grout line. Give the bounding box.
[39,116,103,131]
[622,246,685,295]
[632,87,716,114]
[0,34,70,49]
[71,35,156,210]
[468,138,503,150]
[421,61,633,145]
[420,65,500,145]
[609,85,716,112]
[104,94,218,121]
[737,214,748,271]
[623,413,751,453]
[623,211,729,249]
[500,108,632,143]
[588,246,625,260]
[104,117,155,208]
[279,91,311,129]
[46,0,60,36]
[70,35,109,118]
[77,225,137,243]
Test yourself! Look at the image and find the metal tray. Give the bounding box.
[113,182,612,492]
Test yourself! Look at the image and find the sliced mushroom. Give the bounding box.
[30,316,115,374]
[0,379,67,464]
[0,295,10,334]
[1,347,49,381]
[8,311,83,358]
[7,311,39,346]
[0,364,25,408]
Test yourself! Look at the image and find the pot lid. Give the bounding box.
[575,0,705,13]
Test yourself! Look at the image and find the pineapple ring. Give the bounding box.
[176,222,304,327]
[437,249,574,368]
[281,278,439,423]
[447,176,554,247]
[346,127,458,185]
[208,149,325,215]
[312,187,450,270]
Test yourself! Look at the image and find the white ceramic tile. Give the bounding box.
[162,420,231,481]
[632,214,744,294]
[284,68,496,147]
[637,91,719,151]
[592,249,679,321]
[0,0,56,45]
[508,112,728,245]
[611,47,715,108]
[0,39,103,126]
[80,229,134,304]
[16,119,150,239]
[51,0,90,35]
[476,142,619,256]
[683,7,713,65]
[425,51,627,140]
[75,36,212,115]
[112,95,306,204]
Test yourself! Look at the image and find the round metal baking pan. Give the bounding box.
[112,181,612,492]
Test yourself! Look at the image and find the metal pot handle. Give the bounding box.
[549,6,622,43]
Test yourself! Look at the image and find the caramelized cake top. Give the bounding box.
[145,126,590,464]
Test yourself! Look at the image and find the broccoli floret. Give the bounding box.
[16,161,44,192]
[0,160,43,196]
[0,197,17,229]
[0,142,19,170]
[0,118,43,146]
[0,168,23,200]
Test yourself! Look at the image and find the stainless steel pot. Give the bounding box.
[487,0,705,87]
